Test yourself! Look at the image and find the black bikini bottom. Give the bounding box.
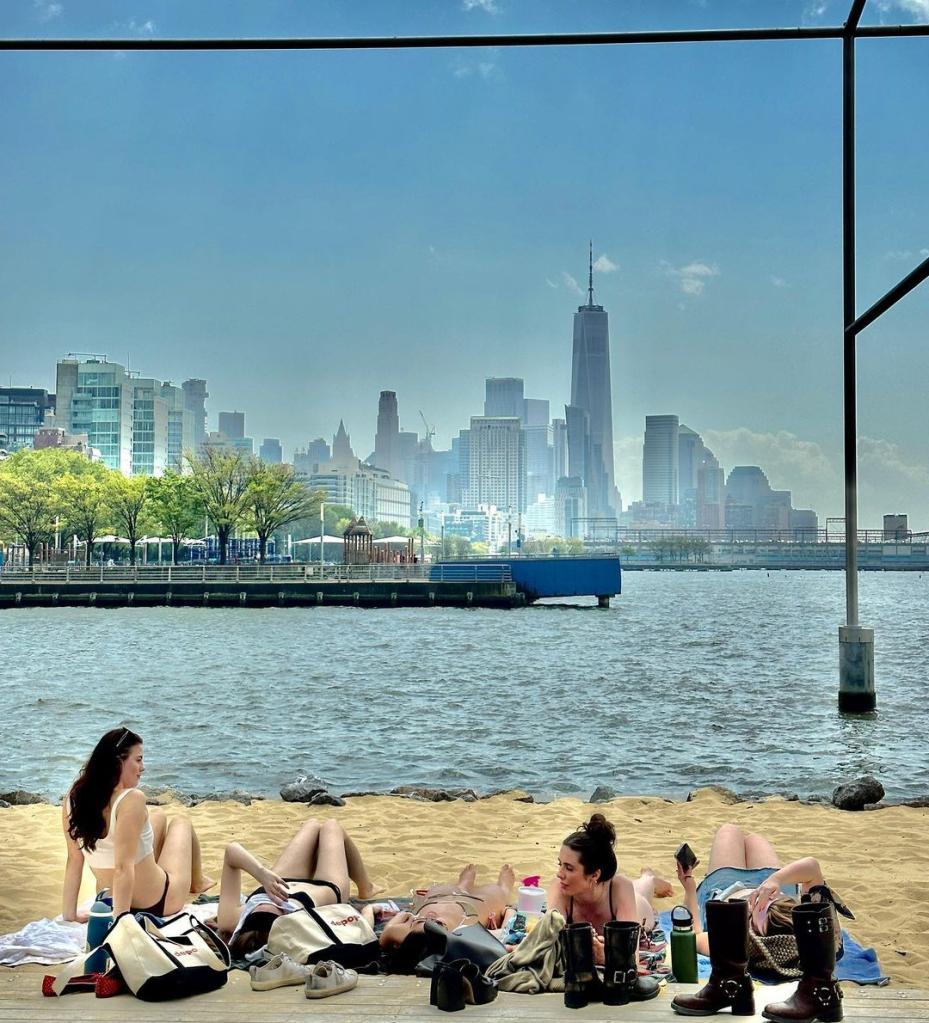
[134,873,170,917]
[247,876,343,910]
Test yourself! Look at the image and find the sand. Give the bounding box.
[1,788,926,986]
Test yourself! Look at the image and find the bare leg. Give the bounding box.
[637,867,673,899]
[189,825,215,893]
[706,823,748,873]
[158,817,194,915]
[150,810,167,858]
[310,820,351,904]
[272,819,322,876]
[457,864,478,891]
[744,832,781,869]
[464,864,516,928]
[342,831,382,899]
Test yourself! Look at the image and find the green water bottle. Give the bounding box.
[670,904,698,983]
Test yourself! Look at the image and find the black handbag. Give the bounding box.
[414,921,507,976]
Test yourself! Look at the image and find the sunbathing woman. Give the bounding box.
[62,728,213,921]
[547,813,671,965]
[375,863,516,971]
[676,822,830,955]
[217,818,381,958]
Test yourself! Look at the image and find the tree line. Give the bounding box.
[0,448,323,567]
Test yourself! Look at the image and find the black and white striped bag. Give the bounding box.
[52,911,230,1001]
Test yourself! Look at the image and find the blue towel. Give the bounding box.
[657,911,888,986]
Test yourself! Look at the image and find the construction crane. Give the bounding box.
[419,410,436,447]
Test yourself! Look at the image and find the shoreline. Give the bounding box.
[2,788,926,986]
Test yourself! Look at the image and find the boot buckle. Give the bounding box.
[610,968,638,986]
[814,984,838,1005]
[720,978,744,1000]
[816,917,832,934]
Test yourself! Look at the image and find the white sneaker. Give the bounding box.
[249,953,309,991]
[305,960,359,999]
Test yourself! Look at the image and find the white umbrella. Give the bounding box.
[373,535,413,545]
[294,535,345,544]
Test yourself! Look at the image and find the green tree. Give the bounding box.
[370,520,412,540]
[108,475,151,566]
[147,471,203,564]
[244,461,321,562]
[186,449,250,565]
[0,472,57,567]
[57,470,113,567]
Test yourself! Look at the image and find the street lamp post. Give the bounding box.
[319,501,325,573]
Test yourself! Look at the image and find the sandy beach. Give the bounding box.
[2,788,926,986]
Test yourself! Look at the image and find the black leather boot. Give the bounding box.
[762,903,843,1023]
[429,960,465,1012]
[561,922,599,1009]
[671,899,755,1017]
[602,921,661,1005]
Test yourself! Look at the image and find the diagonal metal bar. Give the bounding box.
[846,254,929,337]
[846,0,869,34]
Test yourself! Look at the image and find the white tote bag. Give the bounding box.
[52,911,230,1001]
[267,903,380,968]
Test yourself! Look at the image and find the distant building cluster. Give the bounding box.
[630,414,819,536]
[1,247,842,549]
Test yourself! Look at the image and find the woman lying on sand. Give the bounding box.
[374,863,516,972]
[678,822,837,955]
[217,818,381,958]
[547,813,671,965]
[62,728,213,921]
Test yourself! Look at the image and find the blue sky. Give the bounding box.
[1,0,927,526]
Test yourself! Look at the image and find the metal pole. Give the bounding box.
[839,0,875,713]
[319,501,324,572]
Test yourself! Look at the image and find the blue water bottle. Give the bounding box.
[85,900,113,973]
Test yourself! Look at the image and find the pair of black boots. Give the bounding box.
[561,920,661,1009]
[670,899,843,1023]
[429,958,497,1013]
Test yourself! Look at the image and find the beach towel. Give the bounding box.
[485,910,566,993]
[657,911,888,986]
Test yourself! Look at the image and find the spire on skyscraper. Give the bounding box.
[588,240,594,307]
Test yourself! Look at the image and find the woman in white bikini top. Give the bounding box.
[62,727,213,921]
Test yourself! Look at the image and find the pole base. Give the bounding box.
[838,625,875,713]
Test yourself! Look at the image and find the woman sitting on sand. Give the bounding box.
[547,813,671,965]
[217,818,381,958]
[677,822,835,955]
[375,863,516,972]
[62,727,213,921]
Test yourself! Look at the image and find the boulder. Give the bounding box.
[685,786,740,805]
[390,786,455,802]
[339,790,381,799]
[0,790,46,805]
[831,776,884,811]
[309,792,346,807]
[589,785,617,804]
[281,776,328,803]
[903,796,929,808]
[0,799,10,809]
[188,790,256,806]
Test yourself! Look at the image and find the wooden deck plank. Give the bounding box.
[1,972,928,1021]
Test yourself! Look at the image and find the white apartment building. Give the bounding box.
[307,457,412,528]
[465,416,526,514]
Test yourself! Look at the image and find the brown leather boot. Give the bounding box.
[671,899,755,1017]
[762,903,843,1023]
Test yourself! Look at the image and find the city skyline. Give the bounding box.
[1,0,927,527]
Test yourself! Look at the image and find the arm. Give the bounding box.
[61,801,88,923]
[112,790,147,916]
[217,841,289,935]
[749,857,825,910]
[677,862,710,956]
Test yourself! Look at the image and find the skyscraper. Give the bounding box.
[56,356,134,473]
[259,438,283,464]
[332,420,355,462]
[182,379,208,451]
[484,378,525,419]
[465,417,526,514]
[218,411,245,440]
[642,414,680,507]
[374,390,400,478]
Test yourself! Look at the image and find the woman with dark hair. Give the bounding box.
[548,813,670,962]
[216,818,381,961]
[62,727,212,921]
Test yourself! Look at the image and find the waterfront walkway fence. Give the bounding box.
[0,563,513,585]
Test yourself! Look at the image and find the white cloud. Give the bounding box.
[545,278,558,289]
[661,259,720,296]
[802,1,830,20]
[110,17,156,36]
[561,272,584,297]
[770,275,789,288]
[34,0,63,21]
[593,254,619,274]
[462,0,500,11]
[875,0,929,20]
[883,248,929,261]
[450,54,500,80]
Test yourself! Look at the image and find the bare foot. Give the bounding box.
[457,864,478,891]
[497,863,516,892]
[357,879,386,900]
[640,867,673,899]
[191,875,217,895]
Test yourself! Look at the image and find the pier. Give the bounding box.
[0,556,622,609]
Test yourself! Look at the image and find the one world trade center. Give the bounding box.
[568,244,619,520]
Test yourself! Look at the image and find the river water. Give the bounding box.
[1,571,926,803]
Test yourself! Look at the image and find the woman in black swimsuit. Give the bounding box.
[216,818,380,958]
[548,814,671,965]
